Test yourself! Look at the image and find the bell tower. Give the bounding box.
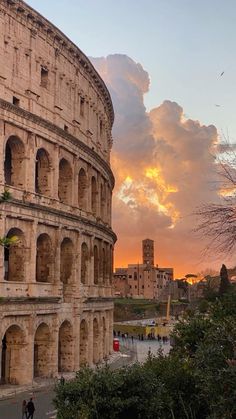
[142,239,154,267]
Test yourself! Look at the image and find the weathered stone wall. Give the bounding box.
[0,0,115,385]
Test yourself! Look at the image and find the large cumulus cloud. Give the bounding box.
[91,55,220,276]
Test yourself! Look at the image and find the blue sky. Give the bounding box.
[27,0,236,141]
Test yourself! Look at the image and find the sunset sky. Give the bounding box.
[28,0,236,276]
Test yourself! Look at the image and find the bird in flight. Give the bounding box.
[220,71,224,77]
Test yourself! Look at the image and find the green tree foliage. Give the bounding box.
[55,291,236,419]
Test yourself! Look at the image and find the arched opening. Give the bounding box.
[34,323,52,378]
[35,148,51,196]
[36,234,53,283]
[81,242,89,285]
[58,321,73,373]
[91,176,97,215]
[100,183,106,220]
[4,136,25,188]
[60,238,73,284]
[58,158,72,205]
[80,320,88,367]
[1,325,25,384]
[4,228,25,282]
[94,245,99,285]
[93,318,100,365]
[78,168,87,210]
[102,317,106,358]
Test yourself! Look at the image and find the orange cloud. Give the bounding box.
[91,55,222,277]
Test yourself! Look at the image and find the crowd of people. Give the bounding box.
[113,330,169,343]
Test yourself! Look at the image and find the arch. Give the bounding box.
[79,319,88,367]
[36,233,53,283]
[1,325,25,384]
[35,148,51,196]
[81,242,89,285]
[91,176,97,215]
[58,158,72,205]
[58,321,73,373]
[78,168,87,210]
[34,323,52,378]
[94,245,99,285]
[4,228,25,282]
[4,136,25,188]
[60,238,73,284]
[93,318,100,364]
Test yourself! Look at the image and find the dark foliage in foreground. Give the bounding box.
[54,291,236,419]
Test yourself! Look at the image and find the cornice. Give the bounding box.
[11,198,117,243]
[0,98,115,189]
[1,0,114,126]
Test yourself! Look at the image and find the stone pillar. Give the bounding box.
[87,312,93,366]
[51,318,59,378]
[109,310,113,354]
[74,314,80,371]
[53,144,59,200]
[28,220,37,286]
[27,316,36,384]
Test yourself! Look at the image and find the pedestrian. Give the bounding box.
[60,375,65,385]
[131,335,134,343]
[26,398,35,419]
[22,400,27,419]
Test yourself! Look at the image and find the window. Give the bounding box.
[64,125,68,132]
[128,275,132,278]
[41,67,48,88]
[80,97,85,117]
[100,120,103,136]
[13,96,20,106]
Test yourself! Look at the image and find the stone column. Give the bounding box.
[74,314,80,371]
[51,318,59,378]
[87,312,93,366]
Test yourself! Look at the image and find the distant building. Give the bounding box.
[114,239,174,300]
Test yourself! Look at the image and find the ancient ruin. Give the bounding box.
[0,0,115,385]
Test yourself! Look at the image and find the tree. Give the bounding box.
[195,143,236,255]
[219,264,231,295]
[54,290,236,419]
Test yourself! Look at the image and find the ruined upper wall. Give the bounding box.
[0,0,114,162]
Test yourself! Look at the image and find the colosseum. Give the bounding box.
[0,0,116,385]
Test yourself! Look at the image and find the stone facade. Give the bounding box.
[0,0,116,385]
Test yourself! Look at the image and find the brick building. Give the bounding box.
[114,239,173,300]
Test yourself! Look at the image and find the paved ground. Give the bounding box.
[0,339,170,418]
[0,386,56,419]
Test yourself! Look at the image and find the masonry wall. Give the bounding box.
[0,0,115,386]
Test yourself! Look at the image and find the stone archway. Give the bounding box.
[34,323,52,378]
[78,168,87,210]
[4,228,26,282]
[93,318,99,365]
[36,233,53,283]
[79,319,88,367]
[58,321,73,373]
[35,148,51,196]
[60,238,73,284]
[58,158,72,205]
[81,243,89,285]
[1,325,25,384]
[4,136,25,188]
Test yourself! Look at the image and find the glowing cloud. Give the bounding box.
[91,55,220,276]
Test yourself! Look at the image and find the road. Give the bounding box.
[0,386,56,419]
